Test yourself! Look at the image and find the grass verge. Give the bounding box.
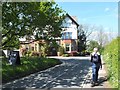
[2,57,62,84]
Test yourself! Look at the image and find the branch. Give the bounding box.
[86,31,93,38]
[2,36,14,46]
[2,29,12,38]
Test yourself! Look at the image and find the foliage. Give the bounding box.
[47,40,59,56]
[62,53,69,57]
[87,40,104,54]
[41,43,49,57]
[78,25,86,53]
[87,40,99,53]
[69,51,78,56]
[2,57,62,83]
[102,37,119,88]
[58,45,64,56]
[35,2,65,41]
[30,51,40,57]
[2,2,65,49]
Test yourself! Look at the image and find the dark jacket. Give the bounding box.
[91,52,102,65]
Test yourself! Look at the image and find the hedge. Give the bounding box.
[102,37,119,88]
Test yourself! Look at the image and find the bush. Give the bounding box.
[62,54,69,57]
[31,51,40,56]
[2,57,62,84]
[69,51,78,56]
[58,45,64,56]
[102,37,119,88]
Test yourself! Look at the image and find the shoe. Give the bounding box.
[91,83,95,87]
[91,82,95,87]
[94,82,99,86]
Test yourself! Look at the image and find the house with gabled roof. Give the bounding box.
[59,13,79,54]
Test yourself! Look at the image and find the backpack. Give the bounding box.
[92,53,99,63]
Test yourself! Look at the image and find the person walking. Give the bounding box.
[91,47,102,87]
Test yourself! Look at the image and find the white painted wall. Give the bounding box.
[62,16,78,39]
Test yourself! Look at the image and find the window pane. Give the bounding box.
[62,32,72,39]
[66,44,70,51]
[70,32,72,39]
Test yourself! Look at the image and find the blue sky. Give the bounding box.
[57,2,118,33]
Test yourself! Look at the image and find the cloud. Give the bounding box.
[105,8,110,12]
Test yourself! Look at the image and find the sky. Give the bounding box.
[56,2,118,40]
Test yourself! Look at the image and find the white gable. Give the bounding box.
[62,16,78,29]
[61,15,78,40]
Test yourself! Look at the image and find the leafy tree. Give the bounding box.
[2,2,65,49]
[2,2,37,49]
[35,2,65,43]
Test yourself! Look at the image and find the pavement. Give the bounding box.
[2,56,113,90]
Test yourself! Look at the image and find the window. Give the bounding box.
[62,32,72,39]
[66,22,72,28]
[62,33,65,39]
[66,44,70,51]
[32,47,34,51]
[35,44,37,51]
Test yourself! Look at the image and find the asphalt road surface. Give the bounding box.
[2,57,100,89]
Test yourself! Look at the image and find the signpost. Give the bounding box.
[8,51,21,65]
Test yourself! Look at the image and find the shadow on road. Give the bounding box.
[3,58,93,90]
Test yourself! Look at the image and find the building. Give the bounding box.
[19,14,79,56]
[59,14,79,54]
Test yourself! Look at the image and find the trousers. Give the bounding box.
[92,63,100,83]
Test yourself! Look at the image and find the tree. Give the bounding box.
[35,2,65,41]
[77,24,96,53]
[87,40,99,53]
[2,2,65,49]
[81,24,95,42]
[96,26,108,47]
[77,25,86,54]
[2,2,36,49]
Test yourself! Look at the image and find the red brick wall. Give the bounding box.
[62,40,72,43]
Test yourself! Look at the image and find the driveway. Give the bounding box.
[2,56,109,89]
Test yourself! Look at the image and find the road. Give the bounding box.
[2,57,110,90]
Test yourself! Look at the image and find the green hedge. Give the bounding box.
[2,57,62,84]
[103,37,119,88]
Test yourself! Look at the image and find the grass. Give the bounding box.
[2,57,62,84]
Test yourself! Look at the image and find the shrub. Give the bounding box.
[41,44,49,57]
[31,51,40,56]
[58,45,64,56]
[102,37,119,88]
[62,54,69,57]
[69,51,78,56]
